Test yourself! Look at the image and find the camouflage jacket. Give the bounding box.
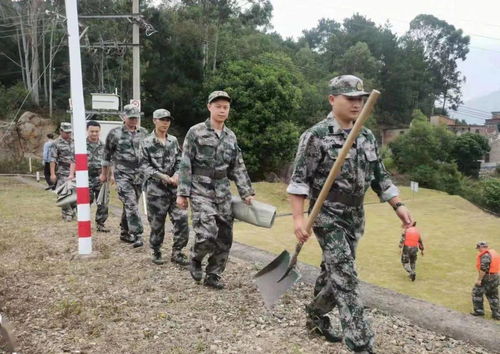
[287,112,399,206]
[50,136,74,176]
[102,124,148,179]
[141,131,181,196]
[479,252,492,273]
[87,138,104,186]
[177,118,254,203]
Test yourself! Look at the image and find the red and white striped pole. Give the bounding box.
[65,0,92,254]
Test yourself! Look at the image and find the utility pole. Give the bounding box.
[132,0,141,125]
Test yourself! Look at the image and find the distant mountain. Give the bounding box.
[450,89,500,125]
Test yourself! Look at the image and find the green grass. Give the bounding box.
[233,182,500,316]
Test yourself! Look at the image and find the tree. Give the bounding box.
[406,14,470,111]
[452,133,490,178]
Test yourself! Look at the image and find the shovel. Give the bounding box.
[254,90,381,309]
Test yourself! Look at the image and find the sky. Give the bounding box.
[268,0,500,103]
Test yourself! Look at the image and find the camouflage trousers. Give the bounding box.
[401,246,418,275]
[56,174,76,219]
[309,205,374,353]
[472,274,499,317]
[146,190,189,252]
[190,196,233,277]
[89,179,109,226]
[115,176,143,237]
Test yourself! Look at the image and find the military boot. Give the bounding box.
[132,235,143,248]
[470,311,484,316]
[190,259,202,281]
[120,232,134,243]
[171,251,189,266]
[96,224,110,233]
[203,274,225,289]
[305,307,342,343]
[410,272,416,281]
[152,249,165,265]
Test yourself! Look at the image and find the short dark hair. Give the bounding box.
[87,120,101,129]
[47,133,54,139]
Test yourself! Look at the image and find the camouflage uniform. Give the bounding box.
[399,231,424,278]
[472,252,500,318]
[87,138,108,228]
[287,113,399,352]
[50,136,76,219]
[177,118,254,277]
[103,124,148,239]
[141,132,189,254]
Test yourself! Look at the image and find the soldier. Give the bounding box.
[50,122,76,221]
[86,120,110,233]
[471,241,499,320]
[399,221,424,281]
[141,109,189,266]
[100,104,148,247]
[176,91,254,289]
[287,75,413,353]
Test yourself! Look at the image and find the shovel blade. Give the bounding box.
[254,250,301,309]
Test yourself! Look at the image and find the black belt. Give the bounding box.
[312,188,364,207]
[192,166,227,179]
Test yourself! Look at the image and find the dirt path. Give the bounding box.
[0,176,497,353]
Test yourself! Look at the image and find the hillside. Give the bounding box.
[452,89,500,124]
[233,184,500,316]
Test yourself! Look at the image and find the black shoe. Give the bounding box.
[120,233,135,243]
[410,273,416,281]
[470,311,484,317]
[306,310,343,343]
[493,315,500,320]
[190,260,202,281]
[171,251,189,266]
[203,274,225,289]
[132,236,143,248]
[152,250,165,265]
[97,224,110,233]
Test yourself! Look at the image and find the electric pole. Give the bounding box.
[133,0,140,104]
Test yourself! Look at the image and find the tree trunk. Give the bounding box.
[20,16,33,97]
[48,18,55,117]
[42,14,48,104]
[30,0,41,106]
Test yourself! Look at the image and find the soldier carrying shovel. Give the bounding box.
[287,75,413,353]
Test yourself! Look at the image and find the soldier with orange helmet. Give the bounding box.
[399,221,424,281]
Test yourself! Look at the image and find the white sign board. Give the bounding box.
[410,181,419,193]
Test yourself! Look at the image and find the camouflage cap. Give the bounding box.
[60,122,72,132]
[208,90,231,104]
[476,241,488,249]
[123,104,140,118]
[153,108,173,120]
[329,75,370,97]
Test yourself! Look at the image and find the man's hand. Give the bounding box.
[243,195,254,205]
[176,196,189,210]
[169,175,179,186]
[475,280,482,287]
[50,174,57,184]
[396,205,413,228]
[109,175,115,185]
[99,173,107,183]
[66,174,75,181]
[293,217,310,243]
[421,250,424,256]
[157,173,171,185]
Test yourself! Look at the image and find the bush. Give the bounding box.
[481,178,500,213]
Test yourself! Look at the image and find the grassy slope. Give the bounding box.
[233,182,500,315]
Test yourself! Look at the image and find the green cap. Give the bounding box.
[60,122,72,132]
[329,75,369,97]
[123,104,140,118]
[153,108,173,120]
[208,90,231,104]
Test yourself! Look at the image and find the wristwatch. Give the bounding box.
[392,202,405,211]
